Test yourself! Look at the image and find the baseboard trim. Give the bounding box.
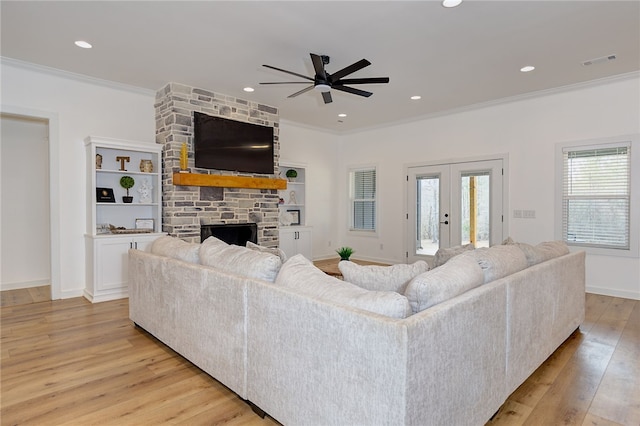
[1,279,49,291]
[586,286,640,301]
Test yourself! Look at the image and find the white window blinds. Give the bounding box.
[351,168,376,231]
[562,143,630,249]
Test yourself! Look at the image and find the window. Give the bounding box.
[350,167,376,231]
[561,142,631,250]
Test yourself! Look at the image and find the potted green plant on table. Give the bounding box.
[336,246,354,261]
[120,175,135,203]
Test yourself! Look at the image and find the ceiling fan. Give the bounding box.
[260,53,389,104]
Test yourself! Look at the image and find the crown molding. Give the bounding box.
[1,56,156,97]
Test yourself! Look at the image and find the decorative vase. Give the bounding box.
[140,159,153,173]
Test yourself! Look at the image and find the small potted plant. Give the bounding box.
[336,246,354,261]
[285,169,298,182]
[120,175,135,203]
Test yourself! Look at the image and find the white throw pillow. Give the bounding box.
[470,245,528,283]
[276,255,413,319]
[517,240,569,266]
[150,235,200,263]
[404,254,484,313]
[200,236,282,282]
[338,260,429,293]
[246,241,287,263]
[433,243,475,267]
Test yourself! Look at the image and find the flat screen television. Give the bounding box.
[193,112,275,174]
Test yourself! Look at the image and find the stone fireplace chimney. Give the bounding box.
[155,83,281,245]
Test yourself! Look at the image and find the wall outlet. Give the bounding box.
[380,243,384,250]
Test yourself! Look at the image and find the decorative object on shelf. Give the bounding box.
[135,218,154,230]
[139,159,153,173]
[336,246,354,261]
[180,142,188,171]
[279,197,285,204]
[116,156,130,171]
[96,153,103,169]
[285,169,298,181]
[288,190,298,205]
[279,210,293,226]
[287,209,301,225]
[137,178,152,203]
[96,223,110,234]
[96,187,115,203]
[120,175,135,203]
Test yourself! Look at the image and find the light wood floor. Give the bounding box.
[1,293,637,425]
[1,285,50,307]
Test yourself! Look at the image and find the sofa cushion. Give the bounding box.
[471,245,528,283]
[433,243,475,267]
[200,236,282,282]
[503,238,570,267]
[338,260,430,293]
[150,235,200,263]
[276,255,413,319]
[404,253,484,313]
[246,241,288,263]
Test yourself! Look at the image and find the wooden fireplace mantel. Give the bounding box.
[172,172,287,190]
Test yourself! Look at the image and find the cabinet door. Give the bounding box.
[295,227,313,259]
[95,236,132,293]
[132,234,159,252]
[279,229,297,259]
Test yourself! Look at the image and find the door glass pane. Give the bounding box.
[416,176,440,255]
[460,172,490,248]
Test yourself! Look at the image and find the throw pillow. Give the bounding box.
[276,255,413,319]
[470,245,528,283]
[150,235,200,264]
[404,254,484,313]
[518,240,569,266]
[433,243,475,267]
[200,236,282,282]
[338,260,430,293]
[246,241,287,263]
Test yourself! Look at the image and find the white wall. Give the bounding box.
[278,121,339,259]
[337,75,640,299]
[1,115,50,290]
[1,60,156,298]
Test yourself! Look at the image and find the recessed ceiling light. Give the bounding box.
[243,87,255,92]
[520,65,535,73]
[410,95,422,100]
[442,0,462,8]
[74,40,92,49]
[338,113,347,118]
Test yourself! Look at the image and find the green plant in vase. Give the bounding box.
[336,246,354,261]
[120,175,135,203]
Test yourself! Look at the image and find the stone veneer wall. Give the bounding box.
[155,82,280,245]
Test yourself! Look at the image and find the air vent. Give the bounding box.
[582,54,616,66]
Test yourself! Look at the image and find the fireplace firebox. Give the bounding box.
[201,223,258,246]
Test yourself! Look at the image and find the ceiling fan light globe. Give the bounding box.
[314,84,331,93]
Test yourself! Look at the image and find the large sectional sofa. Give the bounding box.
[129,235,585,426]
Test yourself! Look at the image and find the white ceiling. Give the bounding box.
[1,1,639,133]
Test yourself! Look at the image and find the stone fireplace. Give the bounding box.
[155,83,281,245]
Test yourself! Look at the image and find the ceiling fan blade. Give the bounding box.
[330,59,371,81]
[332,85,373,98]
[260,82,312,85]
[322,91,333,104]
[310,53,327,79]
[287,85,315,98]
[262,64,313,81]
[335,77,390,85]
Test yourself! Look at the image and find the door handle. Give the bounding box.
[440,220,449,225]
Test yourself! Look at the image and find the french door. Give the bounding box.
[407,159,504,263]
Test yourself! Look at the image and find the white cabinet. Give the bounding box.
[85,136,164,303]
[84,234,158,302]
[278,163,312,258]
[279,226,312,260]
